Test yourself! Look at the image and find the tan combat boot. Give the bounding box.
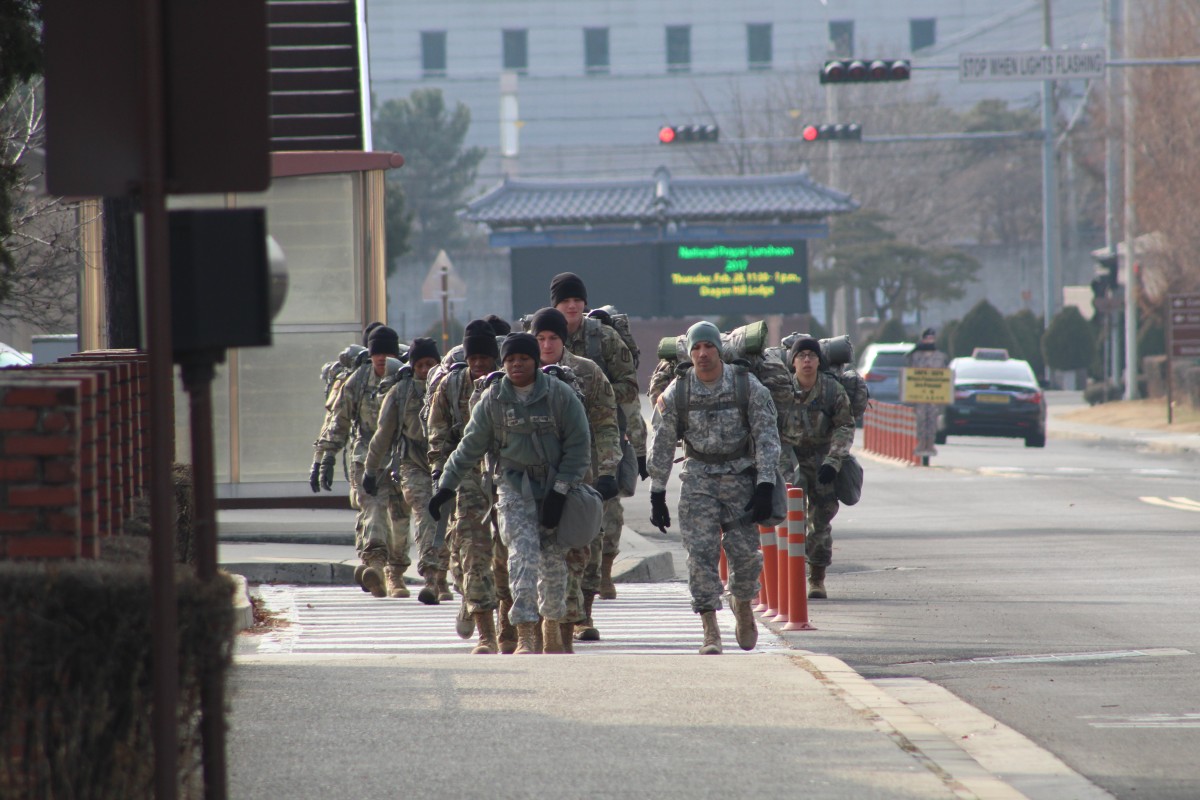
[384,566,410,598]
[361,554,387,599]
[731,597,758,651]
[808,565,827,600]
[498,600,518,654]
[559,622,575,654]
[471,611,498,655]
[455,597,475,639]
[514,621,539,655]
[699,610,723,655]
[354,563,369,593]
[417,572,439,605]
[542,617,564,654]
[599,553,618,599]
[436,569,454,602]
[574,592,600,641]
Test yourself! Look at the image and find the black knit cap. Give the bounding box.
[367,325,401,356]
[362,321,384,347]
[788,336,823,366]
[500,332,540,365]
[463,319,499,359]
[529,307,569,343]
[407,336,440,364]
[484,314,512,336]
[550,272,587,306]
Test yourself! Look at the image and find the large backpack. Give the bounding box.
[586,306,640,369]
[420,361,469,442]
[321,344,367,403]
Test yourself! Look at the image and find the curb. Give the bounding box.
[228,571,255,632]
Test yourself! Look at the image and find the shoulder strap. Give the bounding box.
[584,316,604,366]
[674,370,689,440]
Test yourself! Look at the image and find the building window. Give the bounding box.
[910,18,936,52]
[421,30,446,77]
[584,27,609,74]
[747,23,772,70]
[503,29,528,73]
[828,20,854,58]
[666,25,691,73]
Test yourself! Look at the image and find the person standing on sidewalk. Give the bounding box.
[530,307,622,646]
[646,321,781,655]
[781,336,855,600]
[312,325,410,598]
[426,320,506,654]
[429,333,592,655]
[363,337,447,601]
[906,328,950,461]
[550,272,645,600]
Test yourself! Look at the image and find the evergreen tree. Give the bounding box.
[1042,306,1093,371]
[1005,309,1045,377]
[872,317,909,345]
[953,300,1018,358]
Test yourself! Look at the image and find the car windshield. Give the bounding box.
[871,352,908,368]
[954,359,1036,384]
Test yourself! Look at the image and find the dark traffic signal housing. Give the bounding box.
[801,123,863,142]
[659,124,720,144]
[820,59,911,84]
[1091,249,1120,297]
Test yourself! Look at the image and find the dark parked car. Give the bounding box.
[856,342,914,404]
[937,356,1046,447]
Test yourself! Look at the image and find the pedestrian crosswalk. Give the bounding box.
[1139,496,1200,513]
[247,583,788,657]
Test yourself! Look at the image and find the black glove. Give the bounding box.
[744,482,775,524]
[318,454,336,491]
[431,468,443,484]
[428,487,455,521]
[818,464,838,485]
[637,456,649,481]
[650,490,671,533]
[595,475,619,501]
[362,471,378,496]
[540,489,567,529]
[308,461,321,493]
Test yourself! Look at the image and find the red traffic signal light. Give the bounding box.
[820,59,911,84]
[658,124,719,144]
[801,123,862,142]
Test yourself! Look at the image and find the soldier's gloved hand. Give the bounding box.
[818,464,838,485]
[319,454,336,491]
[308,460,322,493]
[595,475,619,501]
[431,468,443,484]
[637,456,649,481]
[649,490,671,533]
[540,489,567,529]
[362,471,379,496]
[428,487,455,521]
[587,308,612,324]
[745,482,775,524]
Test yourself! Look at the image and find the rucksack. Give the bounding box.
[420,360,470,441]
[586,306,640,369]
[321,344,367,402]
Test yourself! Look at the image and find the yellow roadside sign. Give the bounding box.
[900,367,953,404]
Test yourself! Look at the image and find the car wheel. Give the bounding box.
[1025,434,1046,448]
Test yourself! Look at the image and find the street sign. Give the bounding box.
[900,367,953,405]
[1168,293,1200,357]
[421,251,466,303]
[959,48,1106,82]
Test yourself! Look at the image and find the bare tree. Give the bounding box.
[1,80,86,332]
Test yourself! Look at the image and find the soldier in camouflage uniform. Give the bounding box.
[550,272,646,600]
[780,336,856,600]
[530,308,622,648]
[905,327,949,460]
[426,320,505,654]
[647,321,781,655]
[363,337,446,601]
[429,333,592,655]
[312,325,411,598]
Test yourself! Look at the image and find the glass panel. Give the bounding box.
[747,23,772,70]
[503,29,528,72]
[666,25,690,73]
[829,21,854,58]
[910,18,936,52]
[584,27,609,74]
[421,30,447,75]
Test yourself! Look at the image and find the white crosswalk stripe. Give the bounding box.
[249,583,789,657]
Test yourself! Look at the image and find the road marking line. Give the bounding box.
[1080,713,1200,729]
[1139,496,1200,512]
[893,647,1192,667]
[1168,496,1200,509]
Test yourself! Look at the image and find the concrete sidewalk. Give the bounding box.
[1046,399,1200,455]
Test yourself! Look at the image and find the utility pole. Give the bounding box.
[1103,0,1122,388]
[1121,0,1140,399]
[1040,0,1061,351]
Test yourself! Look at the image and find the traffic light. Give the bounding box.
[801,123,862,142]
[820,59,911,84]
[658,124,720,144]
[1091,249,1120,297]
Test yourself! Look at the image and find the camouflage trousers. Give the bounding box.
[914,404,940,457]
[351,462,411,569]
[398,462,447,578]
[790,461,840,568]
[678,471,763,614]
[601,496,623,556]
[564,543,594,624]
[447,474,498,614]
[495,482,568,624]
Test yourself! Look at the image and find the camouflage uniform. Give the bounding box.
[367,373,446,580]
[648,365,781,613]
[437,370,591,625]
[779,371,855,567]
[565,318,642,560]
[315,360,411,570]
[427,365,497,614]
[905,347,949,457]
